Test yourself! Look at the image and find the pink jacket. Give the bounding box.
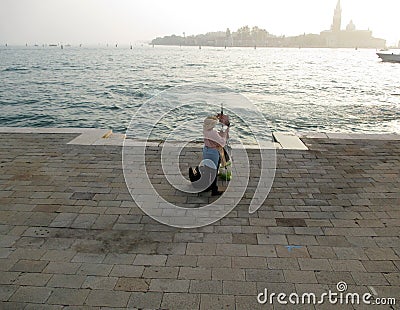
[203,127,229,148]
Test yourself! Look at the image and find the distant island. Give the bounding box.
[151,0,386,49]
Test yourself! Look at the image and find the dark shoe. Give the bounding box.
[211,190,224,196]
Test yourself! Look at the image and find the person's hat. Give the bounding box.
[203,116,218,130]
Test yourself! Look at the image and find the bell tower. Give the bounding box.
[331,0,342,32]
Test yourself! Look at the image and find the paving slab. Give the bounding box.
[0,129,399,308]
[273,132,308,150]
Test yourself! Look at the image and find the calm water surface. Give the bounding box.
[1,45,399,141]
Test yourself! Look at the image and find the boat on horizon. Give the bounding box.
[376,52,400,63]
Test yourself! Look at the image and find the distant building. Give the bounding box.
[331,0,342,32]
[320,0,385,48]
[151,0,386,49]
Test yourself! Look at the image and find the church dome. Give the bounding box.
[346,20,356,31]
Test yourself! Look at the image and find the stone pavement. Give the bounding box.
[0,130,399,309]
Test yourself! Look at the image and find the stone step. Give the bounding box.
[272,132,308,150]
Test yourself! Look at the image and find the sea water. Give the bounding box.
[1,45,399,143]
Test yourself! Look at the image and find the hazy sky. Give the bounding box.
[1,0,399,45]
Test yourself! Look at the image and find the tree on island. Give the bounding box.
[151,25,277,47]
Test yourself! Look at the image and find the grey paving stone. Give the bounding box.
[373,236,400,248]
[314,271,355,285]
[216,244,247,256]
[246,245,277,257]
[324,227,377,237]
[361,260,398,272]
[223,281,257,295]
[0,248,14,259]
[13,236,45,249]
[25,304,65,309]
[200,294,235,310]
[394,260,400,271]
[351,272,389,285]
[149,278,190,292]
[287,235,318,246]
[333,247,369,260]
[167,255,197,267]
[9,286,52,303]
[0,301,28,309]
[109,265,144,278]
[298,258,332,271]
[81,276,118,290]
[232,233,257,245]
[232,257,267,269]
[316,236,351,247]
[276,245,310,258]
[91,214,118,229]
[142,266,179,279]
[25,213,57,227]
[212,268,246,281]
[235,295,267,310]
[43,262,82,274]
[307,246,336,259]
[305,219,332,227]
[257,234,287,245]
[71,214,98,229]
[161,292,200,310]
[47,288,90,306]
[179,267,211,280]
[8,248,46,260]
[157,242,187,255]
[102,253,135,265]
[174,232,204,243]
[0,258,18,272]
[133,254,167,266]
[71,192,95,200]
[10,260,48,272]
[197,256,231,268]
[0,285,17,301]
[383,273,400,285]
[267,258,299,270]
[46,274,86,288]
[203,233,233,244]
[364,247,399,260]
[128,292,163,309]
[268,227,295,235]
[77,263,112,276]
[41,238,75,250]
[190,280,222,294]
[186,243,216,256]
[14,273,52,286]
[245,269,284,282]
[114,277,150,292]
[294,283,329,295]
[329,259,366,272]
[70,239,104,254]
[1,132,400,308]
[85,290,130,307]
[40,250,77,262]
[50,213,78,228]
[294,227,324,235]
[71,253,105,263]
[0,271,20,284]
[283,270,317,283]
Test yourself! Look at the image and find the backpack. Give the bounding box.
[189,166,201,182]
[189,164,217,191]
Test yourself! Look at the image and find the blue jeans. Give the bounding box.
[202,146,220,169]
[202,146,220,192]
